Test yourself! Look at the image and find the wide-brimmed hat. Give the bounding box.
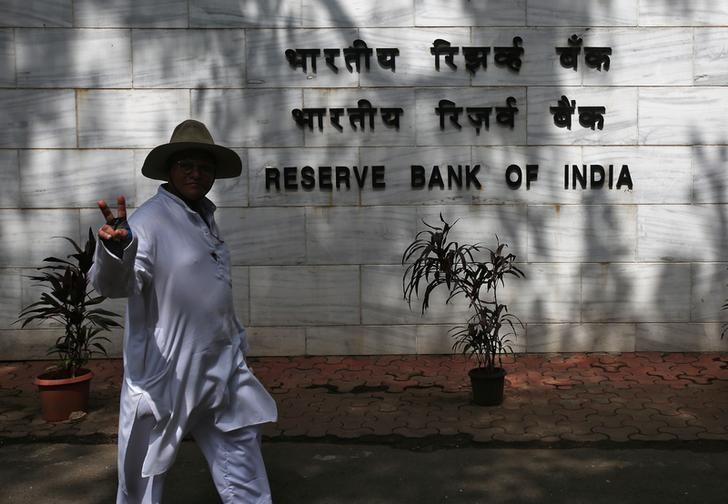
[141,119,242,180]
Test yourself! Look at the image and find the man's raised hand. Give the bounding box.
[97,195,129,242]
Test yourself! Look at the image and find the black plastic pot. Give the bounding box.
[468,367,506,406]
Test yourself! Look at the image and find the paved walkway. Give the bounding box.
[1,353,727,445]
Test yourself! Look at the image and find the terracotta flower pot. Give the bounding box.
[468,367,506,406]
[34,368,93,422]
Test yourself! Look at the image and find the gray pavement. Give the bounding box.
[1,441,727,503]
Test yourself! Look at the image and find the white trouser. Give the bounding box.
[117,397,272,504]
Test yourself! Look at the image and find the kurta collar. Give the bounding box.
[157,184,217,219]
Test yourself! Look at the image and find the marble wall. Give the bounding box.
[2,0,728,358]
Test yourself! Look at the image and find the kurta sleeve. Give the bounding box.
[89,228,153,298]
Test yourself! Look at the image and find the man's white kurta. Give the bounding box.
[90,186,277,478]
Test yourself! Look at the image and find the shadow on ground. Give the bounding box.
[1,441,727,504]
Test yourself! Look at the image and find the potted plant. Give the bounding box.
[402,214,525,406]
[16,228,122,422]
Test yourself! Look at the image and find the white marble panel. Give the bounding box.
[414,315,530,354]
[19,150,136,208]
[356,28,471,88]
[417,205,528,259]
[471,28,582,87]
[134,149,248,207]
[246,327,306,356]
[502,263,581,323]
[99,326,128,357]
[580,28,693,86]
[0,0,72,27]
[695,29,728,85]
[471,146,584,204]
[0,90,76,148]
[74,0,188,28]
[213,150,249,207]
[527,0,638,26]
[306,206,417,264]
[0,329,53,359]
[414,0,526,26]
[16,29,132,88]
[248,147,359,206]
[528,86,638,145]
[362,265,472,325]
[0,329,123,361]
[640,0,728,26]
[416,87,527,147]
[216,207,306,265]
[0,30,15,87]
[691,263,728,322]
[637,205,728,262]
[0,209,79,267]
[129,168,154,204]
[416,325,473,354]
[190,0,302,27]
[301,88,415,147]
[247,29,358,87]
[231,266,250,325]
[360,146,477,205]
[134,160,167,205]
[192,89,304,147]
[133,29,245,88]
[77,90,190,148]
[582,146,692,204]
[693,146,728,203]
[250,266,360,325]
[78,209,99,243]
[527,205,637,262]
[306,326,417,355]
[636,323,728,352]
[471,146,680,205]
[302,0,413,27]
[0,150,20,208]
[526,324,636,352]
[0,269,21,329]
[20,265,128,330]
[581,263,691,322]
[639,87,728,145]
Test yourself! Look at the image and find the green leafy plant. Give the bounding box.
[402,214,525,372]
[16,228,121,377]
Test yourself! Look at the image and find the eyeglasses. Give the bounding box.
[173,159,216,176]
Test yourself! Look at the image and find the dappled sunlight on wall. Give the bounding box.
[1,0,728,358]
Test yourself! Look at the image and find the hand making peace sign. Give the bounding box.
[97,195,130,242]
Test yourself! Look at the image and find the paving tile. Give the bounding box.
[625,417,672,436]
[591,425,640,442]
[628,432,678,441]
[433,426,460,436]
[696,432,728,440]
[3,353,728,443]
[686,417,728,435]
[492,431,542,442]
[585,413,626,429]
[552,408,599,424]
[281,423,311,437]
[559,431,610,442]
[524,419,570,438]
[657,425,708,440]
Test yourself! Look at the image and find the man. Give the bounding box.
[90,120,277,503]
